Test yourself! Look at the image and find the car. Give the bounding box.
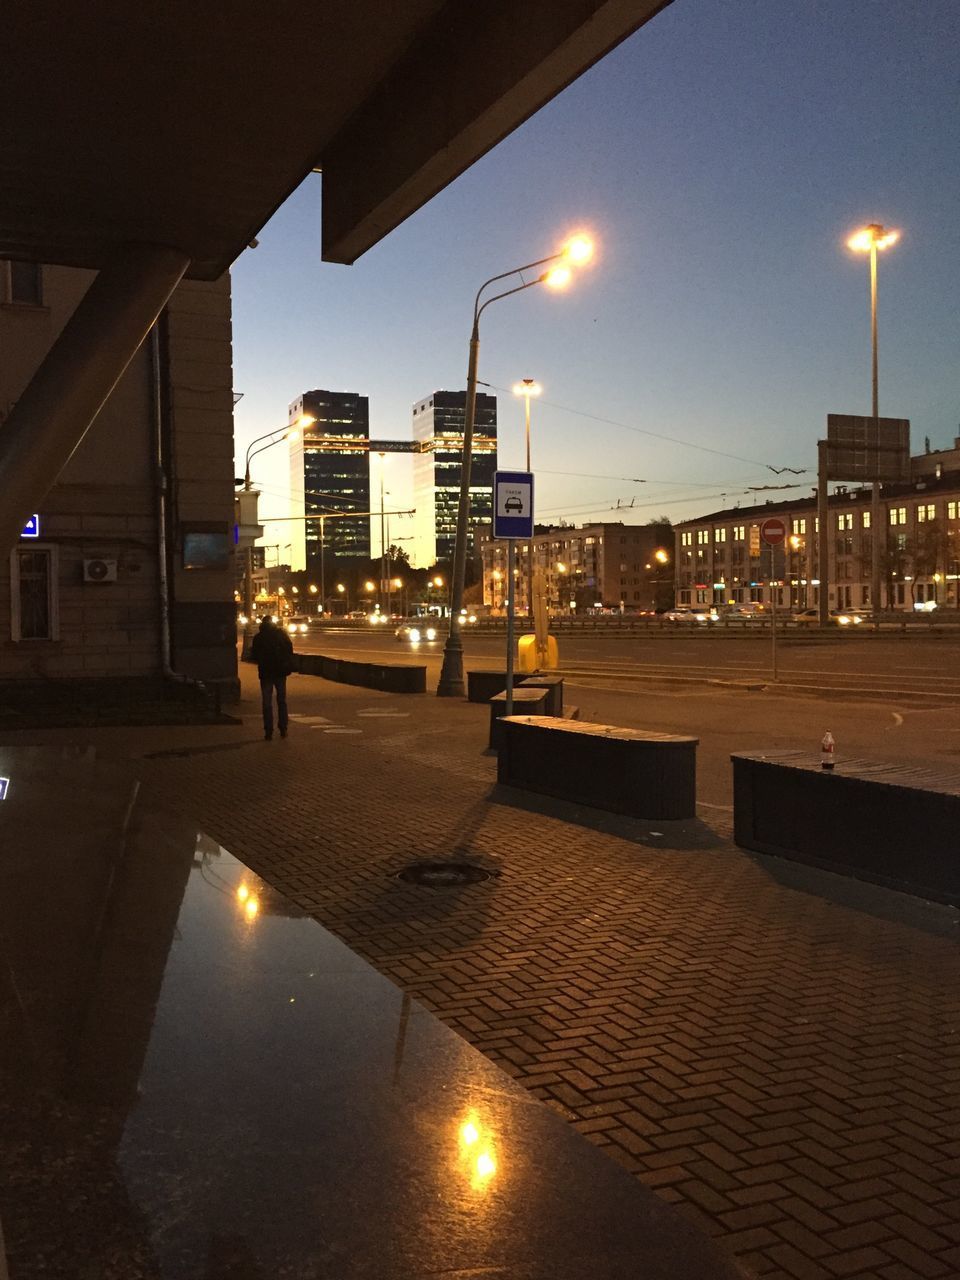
[285,615,310,635]
[346,610,367,621]
[395,617,440,643]
[662,607,719,624]
[793,608,863,627]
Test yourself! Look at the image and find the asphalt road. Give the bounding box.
[294,625,960,808]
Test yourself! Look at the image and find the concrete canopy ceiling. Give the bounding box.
[1,0,670,279]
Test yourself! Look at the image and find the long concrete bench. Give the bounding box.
[732,750,960,905]
[498,716,698,820]
[489,688,550,749]
[296,652,426,693]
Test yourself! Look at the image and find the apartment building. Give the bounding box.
[674,450,960,613]
[479,521,673,614]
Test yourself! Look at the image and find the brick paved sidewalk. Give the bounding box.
[16,667,960,1280]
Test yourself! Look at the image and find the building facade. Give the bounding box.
[674,446,960,613]
[479,521,673,614]
[412,391,497,567]
[0,261,238,692]
[288,390,371,567]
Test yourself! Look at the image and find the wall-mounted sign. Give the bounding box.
[21,514,40,538]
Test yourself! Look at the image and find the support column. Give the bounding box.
[0,243,190,553]
[818,441,830,626]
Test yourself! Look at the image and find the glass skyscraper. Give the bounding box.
[289,390,371,567]
[411,390,497,567]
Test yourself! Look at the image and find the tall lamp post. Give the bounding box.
[437,234,594,696]
[513,379,541,615]
[238,415,313,630]
[847,223,899,616]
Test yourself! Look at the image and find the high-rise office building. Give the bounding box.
[411,390,497,567]
[289,390,371,568]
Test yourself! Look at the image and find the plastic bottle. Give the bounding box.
[821,731,835,770]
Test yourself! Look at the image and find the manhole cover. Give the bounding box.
[397,861,492,887]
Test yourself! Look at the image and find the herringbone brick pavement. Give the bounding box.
[128,671,960,1279]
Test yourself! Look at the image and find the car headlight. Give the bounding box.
[409,628,421,642]
[426,627,437,640]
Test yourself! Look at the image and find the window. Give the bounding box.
[917,503,936,522]
[697,530,709,545]
[733,526,745,541]
[948,502,958,521]
[4,260,43,306]
[791,518,806,535]
[714,528,726,543]
[837,513,853,531]
[862,511,871,529]
[889,507,907,526]
[10,546,58,640]
[680,532,693,547]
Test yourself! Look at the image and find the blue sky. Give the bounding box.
[232,0,960,561]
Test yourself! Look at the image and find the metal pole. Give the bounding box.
[320,516,325,617]
[505,539,516,715]
[770,545,778,681]
[525,393,534,618]
[870,243,882,621]
[379,458,386,617]
[437,325,480,696]
[818,440,830,626]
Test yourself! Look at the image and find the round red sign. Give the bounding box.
[760,516,787,546]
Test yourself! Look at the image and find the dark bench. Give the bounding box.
[498,716,698,820]
[516,674,564,716]
[489,688,550,749]
[732,750,960,906]
[468,669,516,703]
[297,652,426,693]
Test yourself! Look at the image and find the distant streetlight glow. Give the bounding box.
[847,225,899,253]
[655,549,669,564]
[543,264,572,290]
[563,233,594,264]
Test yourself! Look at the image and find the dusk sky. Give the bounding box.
[232,0,960,563]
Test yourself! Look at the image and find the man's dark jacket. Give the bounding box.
[250,624,294,680]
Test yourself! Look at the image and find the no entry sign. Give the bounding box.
[760,516,787,547]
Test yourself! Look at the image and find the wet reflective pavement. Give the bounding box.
[0,745,740,1279]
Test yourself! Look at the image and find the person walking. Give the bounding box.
[250,616,295,740]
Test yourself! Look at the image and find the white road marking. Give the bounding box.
[293,715,332,724]
[891,712,904,726]
[323,728,363,735]
[356,710,411,718]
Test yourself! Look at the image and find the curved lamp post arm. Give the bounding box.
[472,254,560,326]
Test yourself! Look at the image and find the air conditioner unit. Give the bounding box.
[83,557,118,583]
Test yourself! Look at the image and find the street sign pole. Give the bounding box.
[505,539,516,715]
[770,545,778,682]
[493,470,535,720]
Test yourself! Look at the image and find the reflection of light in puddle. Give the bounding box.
[457,1109,499,1191]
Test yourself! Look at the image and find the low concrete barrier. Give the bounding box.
[489,688,550,749]
[732,750,960,905]
[498,716,698,820]
[297,652,426,694]
[467,669,514,704]
[517,674,564,716]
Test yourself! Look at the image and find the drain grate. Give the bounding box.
[397,861,492,887]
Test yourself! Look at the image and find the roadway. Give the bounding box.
[294,624,960,808]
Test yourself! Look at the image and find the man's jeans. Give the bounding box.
[260,676,288,736]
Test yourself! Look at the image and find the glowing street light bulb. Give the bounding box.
[847,224,899,253]
[543,264,572,290]
[244,896,260,920]
[295,413,316,428]
[563,233,594,264]
[655,549,669,564]
[512,379,542,399]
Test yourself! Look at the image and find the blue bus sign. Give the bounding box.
[21,514,40,538]
[493,471,534,539]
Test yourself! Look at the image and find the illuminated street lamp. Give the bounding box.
[437,233,595,696]
[847,222,899,616]
[511,379,542,472]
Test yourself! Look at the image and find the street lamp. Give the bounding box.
[437,233,595,696]
[513,378,542,615]
[237,413,314,633]
[847,222,899,616]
